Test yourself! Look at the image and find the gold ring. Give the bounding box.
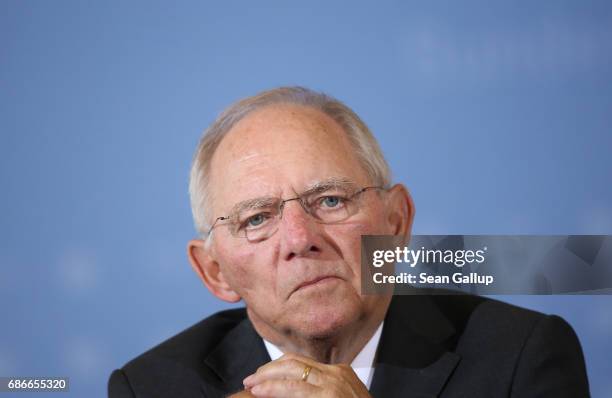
[301,365,312,382]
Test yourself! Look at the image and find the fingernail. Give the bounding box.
[243,375,253,386]
[251,385,261,395]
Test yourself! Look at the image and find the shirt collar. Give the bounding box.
[262,321,384,390]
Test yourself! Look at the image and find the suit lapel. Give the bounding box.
[369,295,461,398]
[202,318,271,397]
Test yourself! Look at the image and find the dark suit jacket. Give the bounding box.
[108,294,589,397]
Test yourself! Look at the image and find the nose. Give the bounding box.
[279,199,321,261]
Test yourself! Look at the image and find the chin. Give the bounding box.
[291,297,362,339]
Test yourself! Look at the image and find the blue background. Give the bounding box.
[1,1,611,396]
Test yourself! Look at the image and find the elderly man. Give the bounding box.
[109,87,589,397]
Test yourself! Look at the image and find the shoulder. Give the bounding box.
[127,307,247,369]
[429,293,544,332]
[393,293,589,396]
[109,308,248,396]
[419,293,575,353]
[377,292,549,370]
[389,291,547,339]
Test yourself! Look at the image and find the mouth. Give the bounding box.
[293,275,341,294]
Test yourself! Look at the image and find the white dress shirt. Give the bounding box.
[263,322,384,390]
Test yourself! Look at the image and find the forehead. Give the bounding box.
[208,104,370,212]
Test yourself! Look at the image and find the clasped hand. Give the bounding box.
[234,353,372,398]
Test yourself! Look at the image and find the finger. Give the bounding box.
[277,353,344,380]
[278,355,358,387]
[243,358,324,388]
[249,379,322,398]
[227,390,256,398]
[277,352,322,368]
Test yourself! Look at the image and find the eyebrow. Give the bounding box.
[301,177,357,195]
[226,177,358,217]
[229,197,278,218]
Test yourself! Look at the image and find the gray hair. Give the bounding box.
[189,86,391,237]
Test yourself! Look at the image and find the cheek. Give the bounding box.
[324,213,388,274]
[329,211,388,243]
[216,243,276,296]
[325,221,374,265]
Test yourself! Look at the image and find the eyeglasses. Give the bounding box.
[207,185,384,242]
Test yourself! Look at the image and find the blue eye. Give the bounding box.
[322,196,340,207]
[248,214,266,226]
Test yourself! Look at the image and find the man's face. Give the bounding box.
[206,104,395,339]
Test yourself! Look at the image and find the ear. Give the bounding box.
[385,184,415,242]
[187,239,241,303]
